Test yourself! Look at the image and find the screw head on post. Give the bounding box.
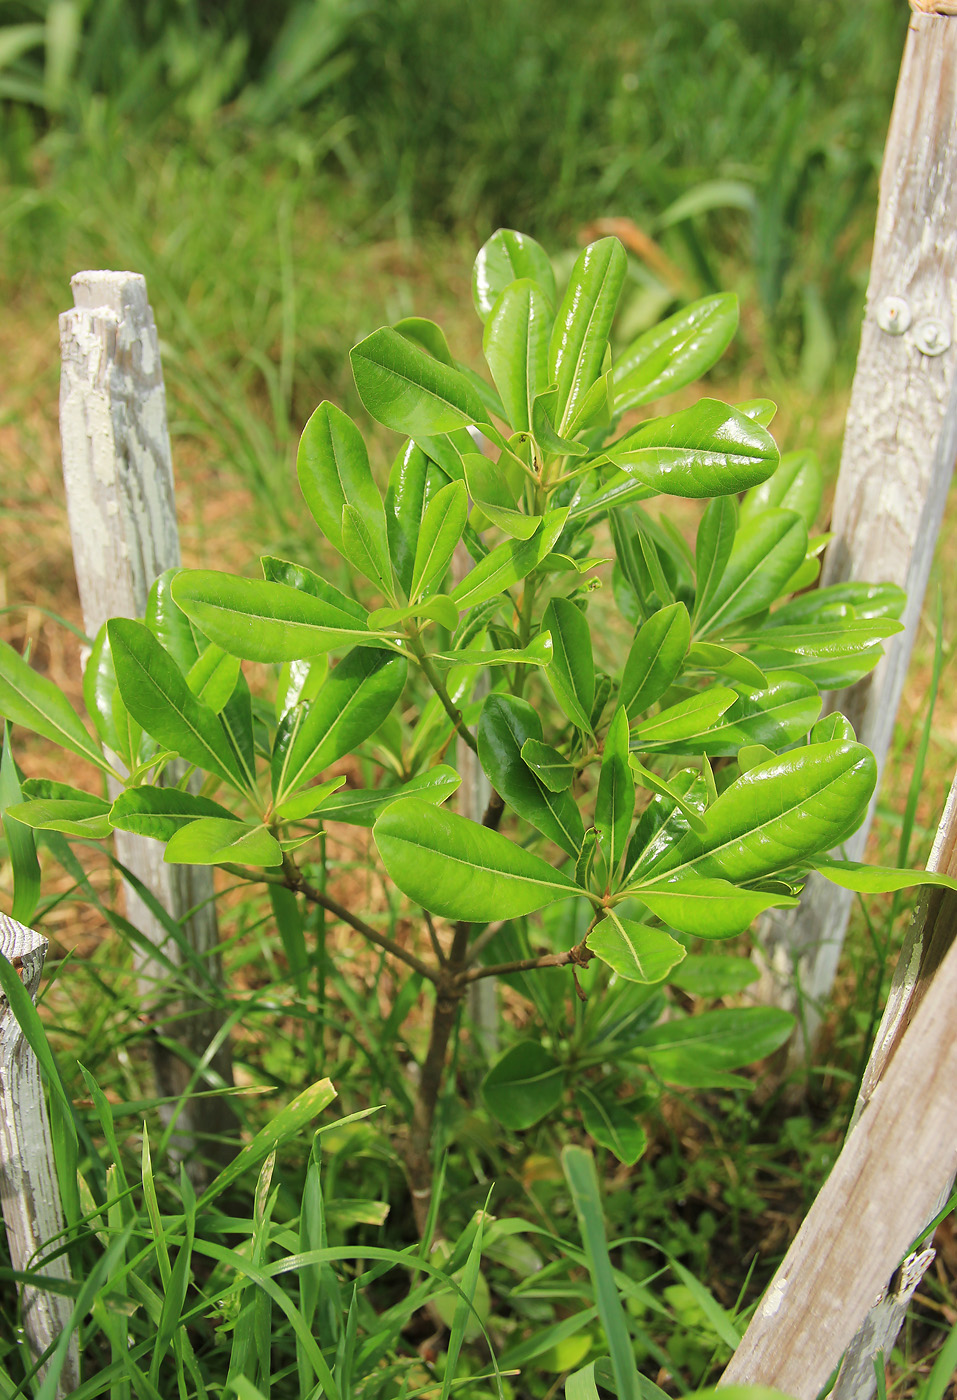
[913,318,952,356]
[876,295,912,335]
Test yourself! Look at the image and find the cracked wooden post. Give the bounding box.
[754,2,957,1047]
[59,271,234,1171]
[0,915,79,1395]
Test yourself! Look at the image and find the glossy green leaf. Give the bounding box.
[569,468,656,520]
[647,741,877,886]
[667,673,821,758]
[464,453,539,540]
[740,449,823,531]
[575,1085,648,1165]
[482,1042,563,1130]
[520,738,574,791]
[272,776,346,823]
[413,426,475,481]
[669,954,759,997]
[110,785,236,841]
[543,596,595,733]
[0,636,110,772]
[624,769,711,884]
[83,623,121,752]
[185,644,241,715]
[341,503,393,596]
[408,479,468,601]
[368,596,459,631]
[107,619,246,789]
[608,399,779,499]
[549,237,627,435]
[146,568,203,673]
[385,440,449,596]
[613,294,738,412]
[429,632,553,669]
[694,509,807,635]
[478,694,584,856]
[272,648,407,802]
[736,399,777,426]
[393,315,455,365]
[588,912,685,984]
[483,278,552,432]
[7,794,112,839]
[564,368,613,439]
[693,496,737,627]
[351,327,491,436]
[742,618,902,690]
[472,228,556,321]
[633,687,737,746]
[628,759,707,833]
[171,571,381,663]
[685,643,767,688]
[634,876,798,938]
[374,796,580,921]
[165,817,282,868]
[596,706,633,877]
[814,858,957,895]
[632,1006,795,1079]
[450,509,568,610]
[811,712,855,744]
[738,744,777,772]
[0,725,40,923]
[620,603,690,719]
[311,765,460,827]
[260,555,368,621]
[296,402,388,560]
[531,387,589,458]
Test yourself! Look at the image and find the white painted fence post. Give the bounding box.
[0,915,78,1395]
[755,3,957,1044]
[59,271,234,1168]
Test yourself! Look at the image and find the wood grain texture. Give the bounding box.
[59,272,234,1170]
[756,9,957,1032]
[0,915,78,1394]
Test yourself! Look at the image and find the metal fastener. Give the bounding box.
[876,296,911,335]
[913,318,952,356]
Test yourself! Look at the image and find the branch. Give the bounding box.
[423,910,447,966]
[407,633,479,755]
[282,856,439,985]
[461,944,593,984]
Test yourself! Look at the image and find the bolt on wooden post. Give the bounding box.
[59,271,234,1171]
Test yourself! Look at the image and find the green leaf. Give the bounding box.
[164,817,282,868]
[531,387,589,458]
[409,480,468,601]
[0,636,110,772]
[108,619,247,790]
[814,858,957,895]
[543,596,595,733]
[575,1085,648,1165]
[620,603,690,719]
[7,790,112,839]
[628,759,707,833]
[273,776,347,823]
[549,237,627,435]
[472,228,556,321]
[632,688,738,747]
[482,1042,564,1129]
[450,510,568,610]
[740,449,823,531]
[693,496,737,628]
[520,738,574,792]
[811,712,855,744]
[110,786,235,841]
[374,796,581,921]
[613,294,738,412]
[341,503,393,596]
[464,452,539,540]
[669,954,759,997]
[771,580,907,625]
[297,402,388,560]
[385,440,449,596]
[0,726,40,923]
[311,765,460,827]
[684,643,767,689]
[185,644,242,715]
[694,509,808,635]
[429,632,553,669]
[260,555,368,622]
[393,315,455,365]
[741,618,903,691]
[633,876,798,938]
[478,694,584,857]
[483,278,552,432]
[738,743,777,772]
[351,327,491,436]
[83,623,126,757]
[171,571,380,663]
[664,673,821,758]
[588,912,685,984]
[646,741,877,886]
[272,648,407,802]
[623,769,710,884]
[632,1006,795,1080]
[146,568,203,674]
[608,399,779,499]
[368,596,459,631]
[596,707,634,878]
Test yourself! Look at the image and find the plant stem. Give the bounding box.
[461,947,592,982]
[281,855,439,985]
[406,631,478,754]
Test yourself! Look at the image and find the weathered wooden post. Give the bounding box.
[59,271,234,1167]
[721,768,957,1394]
[755,0,957,1044]
[0,915,78,1395]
